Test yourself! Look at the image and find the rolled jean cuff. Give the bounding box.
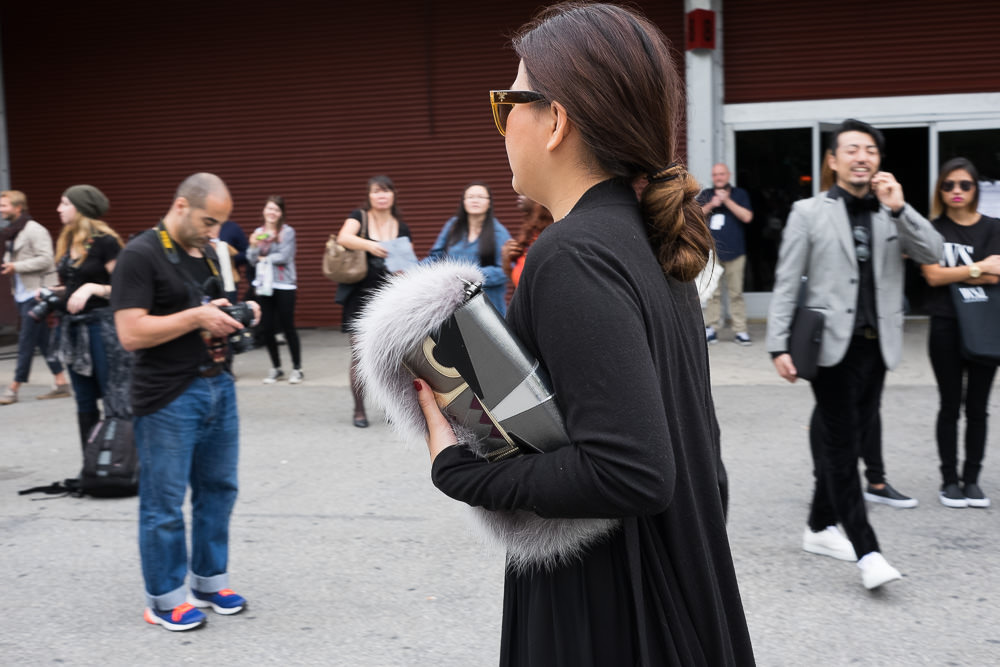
[147,583,188,612]
[190,571,229,593]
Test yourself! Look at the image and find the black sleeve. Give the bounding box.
[97,235,122,267]
[398,221,412,239]
[111,239,155,312]
[431,242,676,519]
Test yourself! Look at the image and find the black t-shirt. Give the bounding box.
[57,234,122,313]
[111,228,225,416]
[925,214,1000,318]
[347,208,412,290]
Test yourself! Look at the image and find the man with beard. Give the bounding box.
[113,173,258,630]
[0,190,70,404]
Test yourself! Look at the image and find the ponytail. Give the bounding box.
[640,165,714,282]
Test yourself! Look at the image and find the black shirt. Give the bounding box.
[827,185,879,334]
[111,228,224,416]
[57,234,121,313]
[925,214,1000,318]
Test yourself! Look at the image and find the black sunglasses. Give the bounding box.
[489,90,546,136]
[941,179,974,192]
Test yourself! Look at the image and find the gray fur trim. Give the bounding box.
[353,260,620,570]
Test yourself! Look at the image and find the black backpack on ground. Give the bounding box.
[19,417,139,498]
[79,417,139,497]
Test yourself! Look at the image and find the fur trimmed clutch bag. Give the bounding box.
[352,260,619,570]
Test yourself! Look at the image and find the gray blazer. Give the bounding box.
[765,194,943,370]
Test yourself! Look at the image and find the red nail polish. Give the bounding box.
[413,379,421,391]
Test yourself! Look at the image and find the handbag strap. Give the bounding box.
[360,209,369,239]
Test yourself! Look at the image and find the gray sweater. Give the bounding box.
[247,224,297,288]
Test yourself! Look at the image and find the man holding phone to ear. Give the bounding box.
[766,119,943,590]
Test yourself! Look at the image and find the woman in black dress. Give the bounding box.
[920,158,1000,508]
[413,4,754,665]
[336,175,411,427]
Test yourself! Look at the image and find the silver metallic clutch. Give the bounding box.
[353,260,617,569]
[402,278,568,462]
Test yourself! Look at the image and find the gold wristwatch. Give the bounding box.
[968,264,983,279]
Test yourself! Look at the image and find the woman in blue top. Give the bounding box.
[428,182,512,314]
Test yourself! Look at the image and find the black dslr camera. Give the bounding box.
[28,288,63,321]
[219,302,255,354]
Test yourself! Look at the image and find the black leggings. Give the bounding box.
[258,289,301,370]
[928,316,996,485]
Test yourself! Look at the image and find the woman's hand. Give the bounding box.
[368,240,389,258]
[413,379,458,463]
[66,283,107,314]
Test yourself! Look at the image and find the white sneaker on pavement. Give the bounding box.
[858,552,902,590]
[802,525,857,561]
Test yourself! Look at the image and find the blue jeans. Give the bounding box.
[14,299,63,383]
[66,319,109,414]
[135,373,240,611]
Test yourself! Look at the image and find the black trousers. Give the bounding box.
[810,409,885,485]
[808,335,883,559]
[928,316,997,486]
[258,289,302,370]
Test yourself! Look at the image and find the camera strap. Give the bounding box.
[155,220,222,303]
[154,220,231,370]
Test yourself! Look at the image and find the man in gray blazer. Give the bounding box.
[766,119,943,590]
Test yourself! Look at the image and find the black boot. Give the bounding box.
[78,411,101,452]
[68,411,101,495]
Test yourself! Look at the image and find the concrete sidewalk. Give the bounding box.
[2,320,998,665]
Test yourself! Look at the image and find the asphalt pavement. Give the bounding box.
[2,319,998,666]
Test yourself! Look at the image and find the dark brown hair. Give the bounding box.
[932,157,980,219]
[513,2,712,281]
[447,182,498,266]
[363,174,404,221]
[263,194,286,238]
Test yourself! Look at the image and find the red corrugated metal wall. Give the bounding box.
[1,0,684,327]
[723,0,1000,103]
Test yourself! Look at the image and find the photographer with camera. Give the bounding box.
[0,190,70,405]
[48,185,131,454]
[112,173,259,632]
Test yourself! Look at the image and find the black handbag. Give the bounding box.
[788,277,824,381]
[950,283,1000,365]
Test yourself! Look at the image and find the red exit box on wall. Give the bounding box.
[686,9,716,50]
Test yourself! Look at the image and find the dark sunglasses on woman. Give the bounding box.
[941,179,974,192]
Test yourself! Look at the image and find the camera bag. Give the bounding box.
[80,417,139,497]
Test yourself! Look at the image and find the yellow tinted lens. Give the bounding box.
[490,96,508,136]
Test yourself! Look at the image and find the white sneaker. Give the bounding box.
[263,368,284,384]
[289,369,304,384]
[858,552,902,590]
[802,525,857,561]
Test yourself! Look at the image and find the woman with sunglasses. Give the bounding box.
[921,158,1000,508]
[427,182,511,315]
[413,4,753,665]
[337,175,412,427]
